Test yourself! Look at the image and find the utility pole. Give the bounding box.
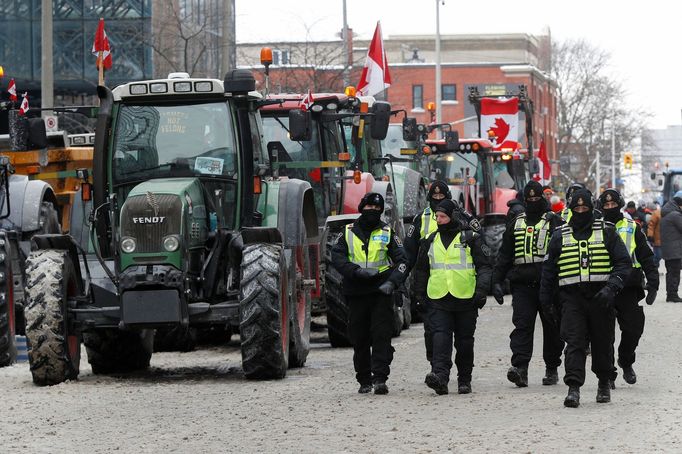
[220,0,236,78]
[342,0,350,87]
[596,146,601,194]
[435,0,442,133]
[41,0,53,118]
[611,119,616,189]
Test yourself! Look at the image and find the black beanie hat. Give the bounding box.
[435,199,457,219]
[428,180,451,201]
[523,181,544,200]
[569,189,594,210]
[599,188,624,208]
[358,192,384,212]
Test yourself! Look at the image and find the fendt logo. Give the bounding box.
[132,216,166,224]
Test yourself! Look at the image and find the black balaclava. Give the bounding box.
[357,192,384,231]
[598,189,623,224]
[427,180,452,211]
[435,199,458,232]
[568,189,594,230]
[523,181,546,217]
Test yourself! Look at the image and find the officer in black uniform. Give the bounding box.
[598,188,658,385]
[540,189,632,407]
[493,181,564,387]
[413,200,492,395]
[331,192,408,395]
[559,182,587,224]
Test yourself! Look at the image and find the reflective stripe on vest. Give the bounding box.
[615,218,641,269]
[557,220,612,286]
[345,224,392,272]
[512,213,552,265]
[426,232,476,299]
[560,208,572,223]
[420,207,438,239]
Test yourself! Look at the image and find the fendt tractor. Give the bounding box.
[259,91,415,347]
[22,70,319,386]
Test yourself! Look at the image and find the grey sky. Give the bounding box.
[237,0,681,130]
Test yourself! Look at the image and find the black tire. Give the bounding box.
[153,326,197,352]
[239,243,289,379]
[324,264,352,348]
[24,250,80,386]
[288,245,312,368]
[0,234,15,367]
[83,329,154,375]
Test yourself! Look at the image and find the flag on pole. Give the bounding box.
[480,98,519,151]
[300,89,314,111]
[92,18,112,70]
[356,22,391,97]
[535,140,552,184]
[18,92,29,116]
[7,78,17,102]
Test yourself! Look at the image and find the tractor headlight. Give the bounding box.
[120,237,137,253]
[163,235,180,252]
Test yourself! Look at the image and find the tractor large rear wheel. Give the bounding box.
[239,243,289,379]
[24,250,81,386]
[324,264,351,348]
[288,246,311,368]
[84,329,154,375]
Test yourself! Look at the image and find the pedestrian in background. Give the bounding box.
[331,192,408,394]
[659,191,682,303]
[647,201,662,269]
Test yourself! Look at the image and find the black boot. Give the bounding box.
[507,366,528,387]
[596,379,611,403]
[622,365,637,384]
[609,379,616,390]
[666,294,682,303]
[564,385,580,408]
[457,381,472,394]
[425,373,449,395]
[358,383,373,394]
[542,367,559,385]
[373,382,389,395]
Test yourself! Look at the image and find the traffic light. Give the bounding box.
[624,152,633,170]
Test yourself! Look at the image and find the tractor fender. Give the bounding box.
[4,175,57,233]
[342,171,375,214]
[274,178,318,248]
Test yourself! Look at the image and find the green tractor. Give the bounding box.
[22,70,318,385]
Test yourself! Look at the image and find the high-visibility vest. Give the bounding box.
[345,224,392,272]
[512,213,553,265]
[557,220,612,286]
[560,208,572,223]
[615,218,641,269]
[426,231,476,299]
[420,207,438,239]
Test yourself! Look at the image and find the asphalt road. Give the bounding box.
[1,294,681,453]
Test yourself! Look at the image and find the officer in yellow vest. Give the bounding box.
[598,188,658,386]
[540,189,632,408]
[493,181,564,387]
[413,199,492,395]
[331,192,408,395]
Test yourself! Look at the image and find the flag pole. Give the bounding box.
[98,50,104,86]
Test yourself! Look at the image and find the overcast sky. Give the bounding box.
[237,0,681,130]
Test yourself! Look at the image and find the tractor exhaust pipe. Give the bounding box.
[93,85,114,257]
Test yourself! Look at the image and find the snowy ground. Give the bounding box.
[1,292,681,453]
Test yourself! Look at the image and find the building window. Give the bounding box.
[272,49,290,65]
[412,85,423,109]
[442,84,456,101]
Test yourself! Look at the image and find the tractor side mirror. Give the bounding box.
[28,118,48,149]
[444,131,459,151]
[370,101,391,140]
[288,109,312,141]
[402,117,418,141]
[529,157,540,175]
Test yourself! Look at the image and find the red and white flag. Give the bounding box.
[19,92,29,116]
[7,78,17,102]
[92,18,112,70]
[300,89,314,111]
[535,140,551,184]
[480,98,519,151]
[356,22,391,97]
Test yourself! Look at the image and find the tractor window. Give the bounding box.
[492,161,515,189]
[429,152,480,184]
[381,124,410,161]
[111,102,237,183]
[261,115,321,180]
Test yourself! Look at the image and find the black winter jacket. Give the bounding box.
[660,201,682,260]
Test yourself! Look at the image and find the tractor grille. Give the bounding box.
[120,194,182,253]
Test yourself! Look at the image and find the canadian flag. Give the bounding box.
[92,18,112,70]
[19,92,29,116]
[300,89,314,111]
[357,22,391,97]
[480,98,519,151]
[7,78,17,102]
[535,140,551,184]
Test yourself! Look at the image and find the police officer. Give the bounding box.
[598,188,658,385]
[493,181,564,387]
[540,189,632,408]
[405,180,479,364]
[413,199,492,395]
[331,192,408,395]
[559,182,587,224]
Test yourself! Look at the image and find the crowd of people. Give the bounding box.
[332,180,671,408]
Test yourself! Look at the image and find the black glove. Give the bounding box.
[415,300,426,313]
[378,280,395,296]
[493,283,505,305]
[355,268,379,280]
[645,286,657,305]
[593,286,616,310]
[474,289,487,309]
